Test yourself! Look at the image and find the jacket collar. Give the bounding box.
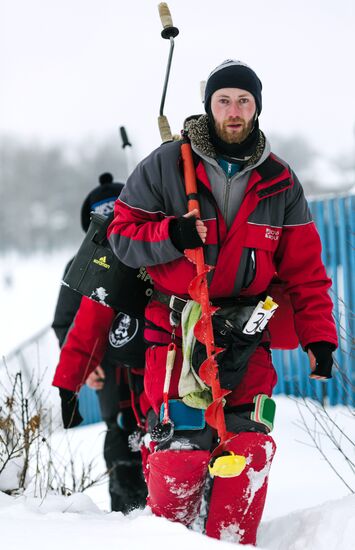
[185,114,267,171]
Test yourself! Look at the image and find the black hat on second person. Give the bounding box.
[80,172,124,232]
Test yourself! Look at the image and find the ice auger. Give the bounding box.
[180,142,247,477]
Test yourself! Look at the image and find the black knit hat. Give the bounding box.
[204,59,262,115]
[80,172,124,232]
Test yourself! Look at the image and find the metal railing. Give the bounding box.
[273,193,355,405]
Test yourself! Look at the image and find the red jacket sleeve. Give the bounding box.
[276,223,337,348]
[107,148,183,269]
[275,176,338,349]
[52,296,115,392]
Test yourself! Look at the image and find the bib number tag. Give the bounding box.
[243,296,278,335]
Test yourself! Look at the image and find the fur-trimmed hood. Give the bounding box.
[184,114,266,168]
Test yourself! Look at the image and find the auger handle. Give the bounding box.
[158,115,173,143]
[157,3,179,142]
[181,142,200,215]
[158,3,179,39]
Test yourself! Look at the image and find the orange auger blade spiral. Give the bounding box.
[188,267,215,302]
[181,141,231,447]
[194,315,221,344]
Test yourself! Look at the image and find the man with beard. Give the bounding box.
[107,60,337,544]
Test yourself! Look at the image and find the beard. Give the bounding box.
[214,116,254,144]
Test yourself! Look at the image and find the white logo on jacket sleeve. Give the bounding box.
[265,227,280,241]
[109,312,139,348]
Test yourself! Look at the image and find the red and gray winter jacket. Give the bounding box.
[108,116,337,350]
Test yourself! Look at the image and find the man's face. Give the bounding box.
[210,88,256,144]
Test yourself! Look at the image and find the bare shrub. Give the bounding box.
[0,366,107,498]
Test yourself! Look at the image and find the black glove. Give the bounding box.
[306,341,335,380]
[59,388,83,428]
[169,216,204,253]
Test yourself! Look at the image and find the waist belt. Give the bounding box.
[152,289,188,314]
[152,289,265,314]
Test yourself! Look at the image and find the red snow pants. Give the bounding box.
[146,432,276,545]
[147,449,210,526]
[143,301,277,544]
[205,433,276,544]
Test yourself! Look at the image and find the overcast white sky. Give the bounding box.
[1,0,355,164]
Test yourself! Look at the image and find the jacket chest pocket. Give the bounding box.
[241,225,282,291]
[244,223,282,250]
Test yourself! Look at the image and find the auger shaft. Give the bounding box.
[181,142,229,445]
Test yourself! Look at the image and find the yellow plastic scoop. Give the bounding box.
[208,452,247,478]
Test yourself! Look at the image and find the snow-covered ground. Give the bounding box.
[0,398,354,550]
[0,253,354,549]
[0,250,75,356]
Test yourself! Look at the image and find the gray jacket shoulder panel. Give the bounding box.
[283,170,312,226]
[119,141,183,215]
[248,155,312,228]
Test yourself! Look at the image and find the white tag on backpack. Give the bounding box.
[242,296,278,335]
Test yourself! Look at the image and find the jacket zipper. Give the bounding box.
[223,163,233,221]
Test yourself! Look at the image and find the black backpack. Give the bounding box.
[63,213,153,318]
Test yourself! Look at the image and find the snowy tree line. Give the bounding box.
[0,135,128,253]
